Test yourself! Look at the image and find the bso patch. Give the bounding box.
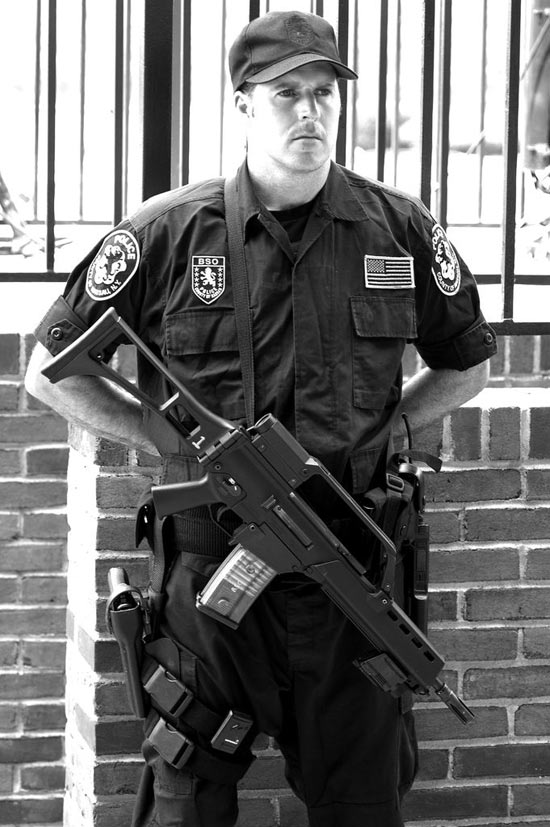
[86,229,140,301]
[431,223,461,296]
[192,256,225,304]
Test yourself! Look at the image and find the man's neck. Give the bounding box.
[246,156,330,210]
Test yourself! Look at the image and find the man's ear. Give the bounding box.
[234,91,251,117]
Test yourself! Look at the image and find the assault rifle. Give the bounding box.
[43,307,474,724]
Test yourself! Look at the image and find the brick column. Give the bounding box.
[63,427,156,827]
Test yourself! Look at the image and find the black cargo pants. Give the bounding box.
[131,542,418,827]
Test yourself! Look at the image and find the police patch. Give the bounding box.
[86,229,140,301]
[192,256,225,304]
[431,224,461,296]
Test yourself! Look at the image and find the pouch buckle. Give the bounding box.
[144,664,194,718]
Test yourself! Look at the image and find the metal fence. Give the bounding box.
[0,0,549,334]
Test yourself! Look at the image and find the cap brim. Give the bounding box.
[246,53,358,84]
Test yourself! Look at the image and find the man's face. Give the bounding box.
[237,63,341,175]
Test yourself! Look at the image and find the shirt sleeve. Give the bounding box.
[410,208,497,370]
[34,220,150,358]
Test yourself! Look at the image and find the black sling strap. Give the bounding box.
[224,176,256,426]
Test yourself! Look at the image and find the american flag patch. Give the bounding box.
[364,255,415,289]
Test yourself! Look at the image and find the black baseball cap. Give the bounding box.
[229,10,358,92]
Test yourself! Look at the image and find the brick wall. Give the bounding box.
[1,332,550,826]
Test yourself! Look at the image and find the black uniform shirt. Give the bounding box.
[36,162,497,491]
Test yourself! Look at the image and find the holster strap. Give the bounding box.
[145,710,254,784]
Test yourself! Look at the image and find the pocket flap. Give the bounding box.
[351,296,416,339]
[165,309,238,355]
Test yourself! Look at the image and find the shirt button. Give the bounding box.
[50,327,63,340]
[483,331,494,345]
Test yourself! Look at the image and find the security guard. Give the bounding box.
[26,11,497,827]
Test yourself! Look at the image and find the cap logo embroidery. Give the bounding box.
[285,15,315,46]
[431,224,461,296]
[192,256,226,304]
[364,255,415,289]
[86,229,140,301]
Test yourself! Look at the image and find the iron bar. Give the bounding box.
[376,0,389,181]
[335,0,350,165]
[436,0,452,227]
[114,0,125,224]
[419,0,435,208]
[142,0,173,199]
[501,0,522,321]
[46,0,57,271]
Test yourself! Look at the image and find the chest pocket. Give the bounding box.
[164,308,245,422]
[351,295,417,409]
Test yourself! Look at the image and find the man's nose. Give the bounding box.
[299,92,319,120]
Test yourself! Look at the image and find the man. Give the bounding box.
[26,10,497,827]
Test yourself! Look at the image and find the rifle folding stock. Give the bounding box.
[43,307,474,724]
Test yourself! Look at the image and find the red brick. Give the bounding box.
[22,640,66,669]
[0,334,19,375]
[455,743,550,778]
[526,469,550,500]
[96,515,136,551]
[0,413,67,443]
[95,718,143,756]
[465,587,550,621]
[431,546,520,583]
[0,543,66,572]
[0,640,19,667]
[0,448,22,474]
[0,607,66,636]
[25,445,69,476]
[416,748,449,780]
[22,511,68,539]
[426,468,521,503]
[515,703,550,736]
[0,480,66,509]
[21,574,67,605]
[20,763,65,791]
[489,406,521,460]
[414,705,508,742]
[523,627,550,659]
[402,784,508,820]
[525,548,550,580]
[513,782,550,816]
[464,666,550,700]
[0,515,19,540]
[93,798,136,827]
[429,628,517,661]
[0,797,63,824]
[0,735,63,763]
[466,504,550,541]
[530,407,550,459]
[0,575,18,602]
[428,590,458,622]
[0,707,18,732]
[450,407,482,460]
[238,756,287,790]
[22,703,66,732]
[0,764,14,793]
[94,759,143,795]
[0,382,19,411]
[425,508,462,543]
[0,672,65,701]
[96,474,152,509]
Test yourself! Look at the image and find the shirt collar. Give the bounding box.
[234,160,368,230]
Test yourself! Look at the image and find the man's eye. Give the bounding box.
[278,89,296,98]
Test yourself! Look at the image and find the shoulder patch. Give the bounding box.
[192,256,226,304]
[431,224,461,296]
[86,229,140,301]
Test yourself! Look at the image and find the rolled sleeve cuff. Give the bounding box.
[416,317,497,371]
[34,296,87,355]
